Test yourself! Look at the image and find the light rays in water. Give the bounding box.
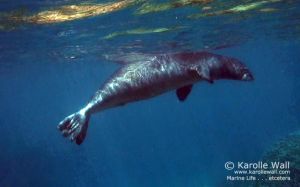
[102,26,188,40]
[135,0,213,15]
[0,0,140,29]
[189,0,282,19]
[0,0,296,29]
[25,0,138,24]
[0,0,299,59]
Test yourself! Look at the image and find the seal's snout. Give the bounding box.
[241,69,254,81]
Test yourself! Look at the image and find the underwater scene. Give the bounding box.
[0,0,300,186]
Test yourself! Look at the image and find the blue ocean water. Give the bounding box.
[0,1,300,187]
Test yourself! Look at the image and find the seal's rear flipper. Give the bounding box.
[57,110,90,145]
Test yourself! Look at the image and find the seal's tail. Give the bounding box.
[57,110,90,145]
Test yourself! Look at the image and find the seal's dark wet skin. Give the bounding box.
[58,51,254,145]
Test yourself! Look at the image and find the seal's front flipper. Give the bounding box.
[176,84,193,101]
[57,109,90,145]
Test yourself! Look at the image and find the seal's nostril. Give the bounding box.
[242,73,254,81]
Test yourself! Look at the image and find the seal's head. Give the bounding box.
[227,58,254,81]
[211,56,254,81]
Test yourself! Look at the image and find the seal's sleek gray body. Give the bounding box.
[58,51,253,145]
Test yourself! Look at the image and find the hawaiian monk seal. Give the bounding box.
[58,51,254,145]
